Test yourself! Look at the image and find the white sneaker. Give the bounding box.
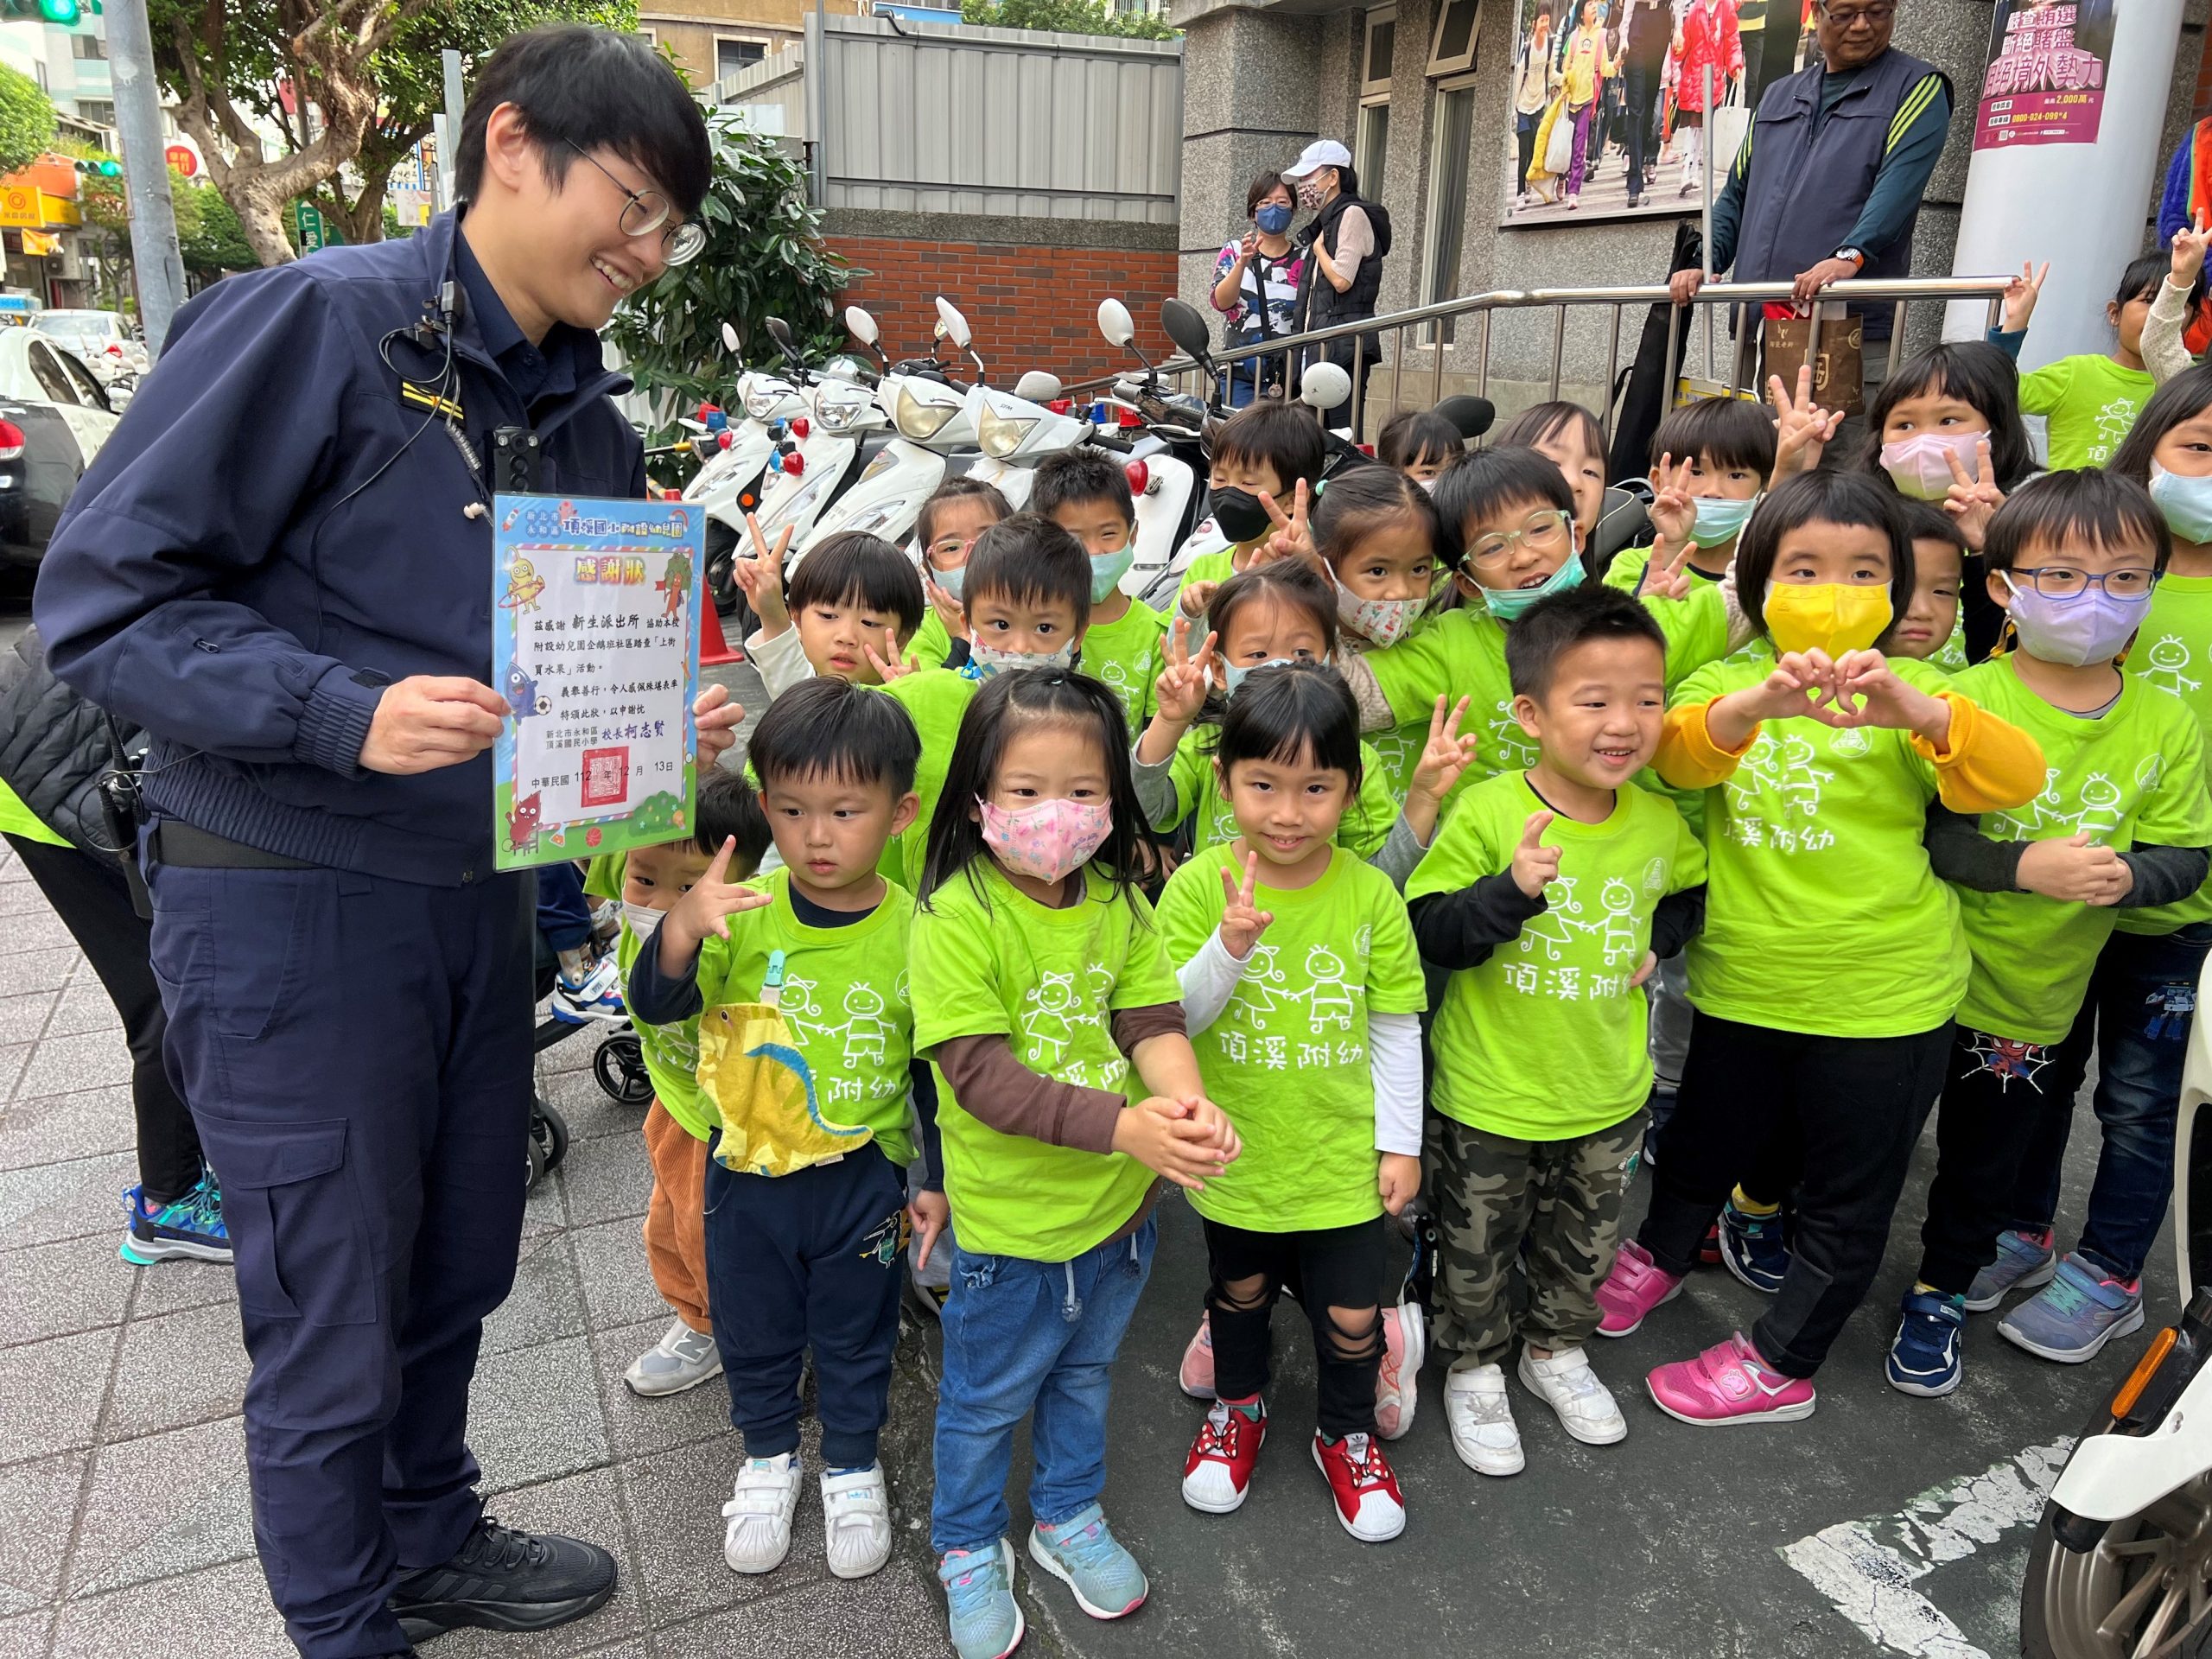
[821,1462,893,1580]
[1443,1363,1524,1477]
[1518,1344,1628,1446]
[624,1318,723,1397]
[722,1452,803,1573]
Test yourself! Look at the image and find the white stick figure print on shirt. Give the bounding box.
[2142,635,2201,697]
[1519,875,1586,961]
[1020,971,1098,1065]
[1597,879,1641,966]
[1305,945,1355,1031]
[1999,768,2128,842]
[1488,702,1541,769]
[777,973,828,1044]
[838,982,894,1066]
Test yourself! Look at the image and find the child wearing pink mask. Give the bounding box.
[1858,341,2038,664]
[909,666,1239,1656]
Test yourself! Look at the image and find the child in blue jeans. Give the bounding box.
[907,668,1239,1659]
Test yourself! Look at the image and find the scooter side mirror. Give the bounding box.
[1014,370,1064,401]
[765,316,796,351]
[1096,298,1135,349]
[844,307,880,346]
[1434,394,1496,442]
[1160,299,1213,369]
[1300,360,1352,411]
[934,296,972,350]
[720,321,741,354]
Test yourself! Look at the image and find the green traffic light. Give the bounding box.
[36,0,80,23]
[97,159,118,176]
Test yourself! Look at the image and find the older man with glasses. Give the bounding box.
[1669,0,1954,426]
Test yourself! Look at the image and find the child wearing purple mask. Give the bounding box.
[1859,342,2040,664]
[909,666,1240,1657]
[1899,470,2212,1399]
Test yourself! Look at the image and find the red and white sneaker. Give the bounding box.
[1645,1332,1817,1427]
[1311,1430,1405,1543]
[1374,1301,1426,1441]
[1180,1398,1265,1514]
[1595,1238,1685,1338]
[1179,1310,1216,1401]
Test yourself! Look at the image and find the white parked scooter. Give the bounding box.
[686,321,783,613]
[2022,951,2212,1656]
[1094,298,1198,600]
[749,315,871,550]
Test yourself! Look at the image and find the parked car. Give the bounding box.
[0,330,119,566]
[30,309,148,385]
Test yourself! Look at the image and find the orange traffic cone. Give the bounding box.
[701,595,741,667]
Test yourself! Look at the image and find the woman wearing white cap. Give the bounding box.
[1285,138,1392,437]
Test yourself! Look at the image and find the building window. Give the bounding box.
[1361,6,1394,93]
[715,37,766,82]
[75,99,114,126]
[1426,0,1478,76]
[1357,99,1389,202]
[1419,79,1477,341]
[71,33,105,60]
[639,25,655,45]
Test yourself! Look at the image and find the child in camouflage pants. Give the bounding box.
[1404,583,1707,1477]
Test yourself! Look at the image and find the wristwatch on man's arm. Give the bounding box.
[1834,248,1866,272]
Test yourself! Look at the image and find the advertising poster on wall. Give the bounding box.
[1972,0,2114,152]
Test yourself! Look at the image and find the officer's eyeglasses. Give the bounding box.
[1819,2,1896,29]
[566,140,708,267]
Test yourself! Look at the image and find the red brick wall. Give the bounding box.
[827,235,1179,388]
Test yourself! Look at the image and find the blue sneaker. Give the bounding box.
[938,1539,1022,1659]
[551,957,626,1026]
[1964,1228,2057,1313]
[1027,1503,1146,1620]
[120,1175,230,1265]
[1886,1288,1966,1397]
[1717,1198,1789,1294]
[1998,1253,2145,1363]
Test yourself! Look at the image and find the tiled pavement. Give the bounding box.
[0,832,949,1659]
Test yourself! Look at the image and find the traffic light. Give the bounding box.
[72,156,120,178]
[1,0,92,22]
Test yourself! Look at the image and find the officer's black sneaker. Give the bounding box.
[390,1517,617,1642]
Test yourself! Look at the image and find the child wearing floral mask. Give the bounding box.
[1592,470,2045,1427]
[1888,470,2212,1398]
[907,667,1239,1659]
[1134,561,1474,885]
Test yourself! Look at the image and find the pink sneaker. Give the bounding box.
[1645,1332,1816,1427]
[1594,1239,1685,1338]
[1179,1310,1216,1400]
[1374,1301,1426,1441]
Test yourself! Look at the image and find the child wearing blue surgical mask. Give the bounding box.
[1605,397,1777,596]
[1033,448,1171,740]
[1134,561,1475,884]
[907,477,1011,671]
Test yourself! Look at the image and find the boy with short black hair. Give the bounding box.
[1033,448,1170,733]
[1405,582,1706,1478]
[617,769,774,1397]
[627,677,931,1586]
[1179,402,1332,616]
[1607,397,1778,596]
[740,528,926,697]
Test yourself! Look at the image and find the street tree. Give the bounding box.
[958,0,1173,40]
[0,64,57,178]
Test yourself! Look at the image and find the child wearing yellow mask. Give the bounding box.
[1590,471,2045,1427]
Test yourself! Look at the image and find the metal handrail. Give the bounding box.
[1060,274,2013,430]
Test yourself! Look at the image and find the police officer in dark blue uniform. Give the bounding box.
[33,28,741,1657]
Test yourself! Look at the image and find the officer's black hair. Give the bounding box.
[962,514,1092,628]
[1431,444,1576,570]
[693,768,772,872]
[782,531,925,643]
[1734,471,1914,645]
[1982,469,2171,577]
[1212,402,1328,495]
[1213,662,1363,791]
[1649,395,1777,480]
[1031,449,1135,532]
[747,677,921,798]
[1504,583,1667,702]
[456,26,711,217]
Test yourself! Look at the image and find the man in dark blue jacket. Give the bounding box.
[33,28,738,1657]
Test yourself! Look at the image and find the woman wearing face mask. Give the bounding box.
[1211,172,1306,410]
[1285,139,1391,437]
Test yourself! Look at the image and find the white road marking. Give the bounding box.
[1778,1439,2075,1659]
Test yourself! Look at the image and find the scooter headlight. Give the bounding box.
[894,382,957,441]
[815,384,874,434]
[742,380,786,422]
[977,404,1038,460]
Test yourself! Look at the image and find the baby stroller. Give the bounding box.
[527,931,653,1190]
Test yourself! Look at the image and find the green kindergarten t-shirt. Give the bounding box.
[1079,597,1170,740]
[1158,725,1399,862]
[2120,573,2212,936]
[687,867,918,1166]
[1601,544,1725,597]
[618,921,728,1141]
[1947,658,2210,1042]
[2020,353,2156,471]
[910,861,1180,1260]
[908,611,957,671]
[1407,772,1705,1139]
[1173,541,1239,607]
[1157,844,1427,1230]
[879,668,979,887]
[1671,650,1975,1039]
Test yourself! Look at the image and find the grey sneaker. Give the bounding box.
[940,1538,1023,1659]
[1027,1503,1147,1619]
[1964,1228,2057,1313]
[624,1318,723,1397]
[1999,1253,2145,1363]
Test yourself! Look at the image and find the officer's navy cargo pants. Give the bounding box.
[148,855,534,1658]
